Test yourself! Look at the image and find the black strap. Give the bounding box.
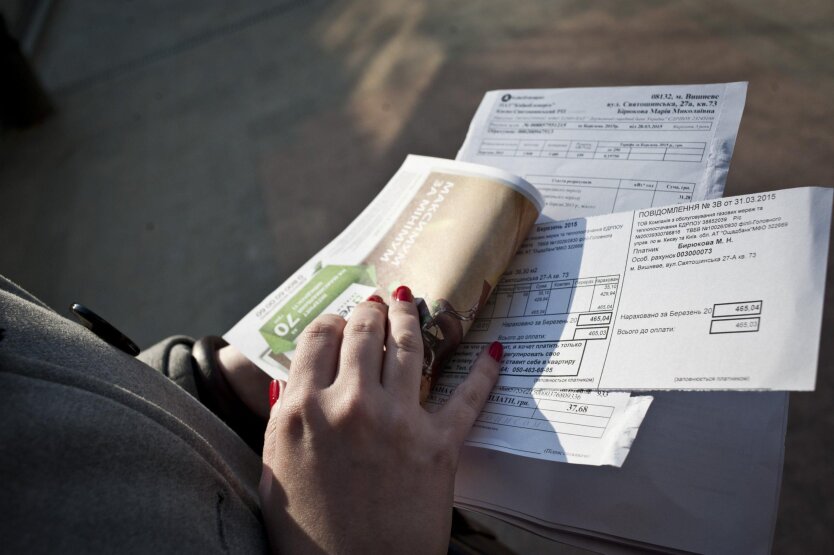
[70,303,140,356]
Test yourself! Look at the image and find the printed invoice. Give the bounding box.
[452,83,794,549]
[458,82,747,222]
[445,187,831,391]
[443,83,748,464]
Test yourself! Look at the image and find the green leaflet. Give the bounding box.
[259,264,376,354]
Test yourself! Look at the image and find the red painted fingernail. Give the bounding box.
[393,285,413,302]
[367,294,385,304]
[488,341,504,362]
[269,380,280,408]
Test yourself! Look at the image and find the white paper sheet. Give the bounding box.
[455,391,788,554]
[427,387,652,467]
[452,84,793,553]
[447,83,749,469]
[457,82,747,222]
[449,187,831,391]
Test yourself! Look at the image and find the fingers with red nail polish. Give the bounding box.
[488,341,504,362]
[259,279,502,554]
[437,339,502,447]
[393,285,413,302]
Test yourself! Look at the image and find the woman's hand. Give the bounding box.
[259,286,503,554]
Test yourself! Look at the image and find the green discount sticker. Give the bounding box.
[259,264,376,354]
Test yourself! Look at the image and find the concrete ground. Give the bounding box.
[2,0,832,552]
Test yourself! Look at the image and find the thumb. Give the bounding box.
[438,341,502,446]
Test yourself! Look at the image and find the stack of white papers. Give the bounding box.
[455,391,788,553]
[453,83,809,553]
